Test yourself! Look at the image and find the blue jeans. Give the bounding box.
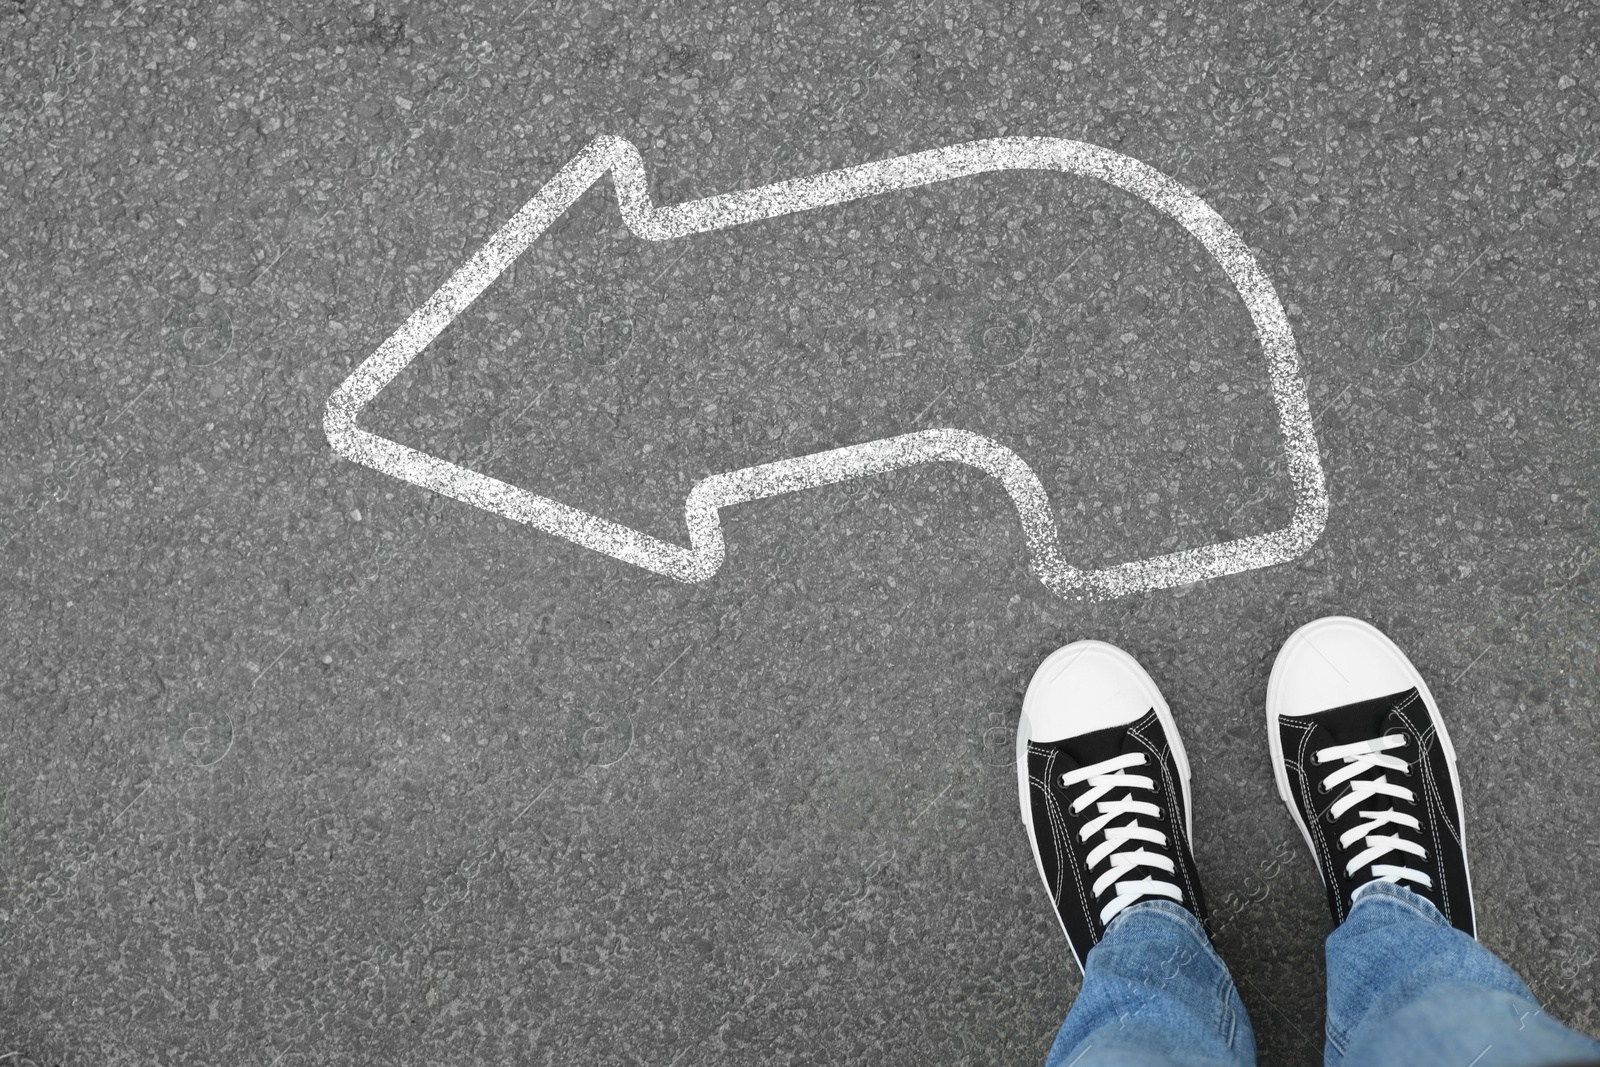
[1044,882,1600,1067]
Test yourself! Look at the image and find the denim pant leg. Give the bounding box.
[1045,901,1255,1067]
[1325,881,1600,1067]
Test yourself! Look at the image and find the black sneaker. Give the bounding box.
[1016,640,1209,970]
[1267,616,1476,936]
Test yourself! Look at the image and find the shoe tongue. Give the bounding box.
[1302,688,1420,747]
[1048,714,1151,771]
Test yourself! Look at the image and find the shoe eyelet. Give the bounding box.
[1317,780,1331,795]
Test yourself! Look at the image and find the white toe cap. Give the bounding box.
[1268,616,1427,720]
[1020,640,1167,744]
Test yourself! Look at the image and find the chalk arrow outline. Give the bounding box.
[324,135,1327,601]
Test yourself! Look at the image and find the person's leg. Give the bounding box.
[1266,616,1600,1067]
[1045,900,1254,1067]
[1324,881,1600,1067]
[1019,641,1255,1067]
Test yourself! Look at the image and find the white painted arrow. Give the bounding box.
[324,135,1327,600]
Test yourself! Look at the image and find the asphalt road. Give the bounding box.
[3,1,1597,1064]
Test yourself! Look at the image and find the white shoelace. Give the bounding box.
[1059,752,1183,925]
[1314,733,1431,890]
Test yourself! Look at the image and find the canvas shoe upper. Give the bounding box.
[1267,616,1476,936]
[1017,640,1209,971]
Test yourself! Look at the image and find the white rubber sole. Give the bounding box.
[1016,640,1192,968]
[1265,616,1474,915]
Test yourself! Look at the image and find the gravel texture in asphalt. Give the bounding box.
[3,1,1597,1065]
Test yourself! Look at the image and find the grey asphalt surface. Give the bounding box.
[3,1,1598,1064]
